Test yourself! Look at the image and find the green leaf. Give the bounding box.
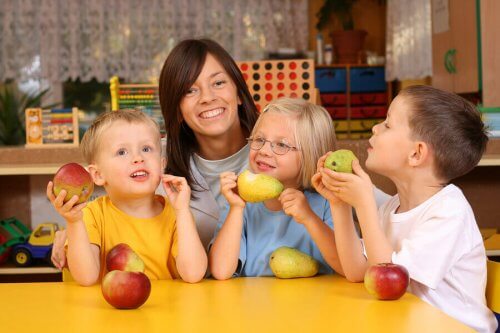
[0,84,59,146]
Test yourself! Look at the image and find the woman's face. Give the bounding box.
[180,54,241,139]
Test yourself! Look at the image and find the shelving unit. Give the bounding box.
[315,64,391,139]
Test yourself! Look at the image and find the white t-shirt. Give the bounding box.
[378,184,497,333]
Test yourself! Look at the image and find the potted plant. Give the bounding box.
[316,0,368,64]
[0,84,53,146]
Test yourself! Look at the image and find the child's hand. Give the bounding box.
[320,160,374,209]
[312,152,345,205]
[46,181,86,224]
[220,172,245,208]
[162,175,191,211]
[279,188,315,225]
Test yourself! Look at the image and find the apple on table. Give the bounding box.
[364,263,409,300]
[101,243,151,309]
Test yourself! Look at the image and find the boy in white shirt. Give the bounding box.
[313,85,497,333]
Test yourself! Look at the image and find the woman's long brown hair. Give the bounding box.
[158,39,258,198]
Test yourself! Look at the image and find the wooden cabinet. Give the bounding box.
[432,0,478,94]
[480,0,500,107]
[432,0,500,107]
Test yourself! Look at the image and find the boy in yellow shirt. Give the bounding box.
[47,110,207,285]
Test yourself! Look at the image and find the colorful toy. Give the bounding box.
[25,107,79,148]
[0,217,61,267]
[109,76,164,134]
[237,59,319,111]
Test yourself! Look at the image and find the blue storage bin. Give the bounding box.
[350,67,386,92]
[315,68,347,93]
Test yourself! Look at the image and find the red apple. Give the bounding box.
[106,243,145,273]
[53,163,94,204]
[364,263,409,300]
[101,270,151,309]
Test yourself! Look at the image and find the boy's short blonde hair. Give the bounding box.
[253,98,336,190]
[81,109,160,164]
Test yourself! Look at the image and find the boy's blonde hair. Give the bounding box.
[81,109,160,164]
[252,98,336,190]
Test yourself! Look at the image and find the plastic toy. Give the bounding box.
[0,217,61,267]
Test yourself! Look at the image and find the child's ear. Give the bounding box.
[161,157,167,172]
[88,164,105,186]
[408,141,429,167]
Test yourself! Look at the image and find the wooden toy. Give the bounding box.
[237,59,319,111]
[25,107,79,148]
[109,76,164,133]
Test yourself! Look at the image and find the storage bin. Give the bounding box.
[350,67,386,92]
[315,68,347,93]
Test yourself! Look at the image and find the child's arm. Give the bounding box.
[321,160,394,265]
[208,172,246,280]
[279,187,344,276]
[163,175,207,283]
[46,181,100,286]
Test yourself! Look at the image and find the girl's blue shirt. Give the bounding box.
[212,190,334,277]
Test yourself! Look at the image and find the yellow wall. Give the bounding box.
[308,0,386,56]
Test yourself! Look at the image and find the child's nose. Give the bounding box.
[133,153,144,163]
[372,123,380,134]
[259,141,273,156]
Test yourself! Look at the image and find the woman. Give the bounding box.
[158,39,259,247]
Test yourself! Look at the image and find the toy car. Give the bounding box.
[0,217,60,267]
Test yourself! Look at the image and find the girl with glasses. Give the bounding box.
[209,98,345,279]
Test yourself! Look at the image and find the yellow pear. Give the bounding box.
[237,170,284,202]
[269,247,319,279]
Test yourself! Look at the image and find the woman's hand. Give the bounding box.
[279,188,315,225]
[162,175,192,211]
[51,229,68,269]
[46,181,87,224]
[220,172,245,208]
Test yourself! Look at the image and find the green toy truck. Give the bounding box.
[0,217,60,267]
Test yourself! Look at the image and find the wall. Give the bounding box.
[308,0,386,56]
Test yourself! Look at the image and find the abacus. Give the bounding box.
[109,76,164,133]
[25,107,79,148]
[237,59,319,111]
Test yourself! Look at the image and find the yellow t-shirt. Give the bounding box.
[83,195,179,280]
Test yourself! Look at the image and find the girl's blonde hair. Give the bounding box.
[252,98,336,190]
[81,109,160,164]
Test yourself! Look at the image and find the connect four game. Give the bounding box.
[237,59,318,111]
[25,107,79,148]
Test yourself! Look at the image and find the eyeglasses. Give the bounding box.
[246,137,299,155]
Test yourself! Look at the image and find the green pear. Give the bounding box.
[269,247,319,279]
[324,149,357,173]
[237,170,284,202]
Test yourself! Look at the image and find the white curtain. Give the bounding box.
[385,0,432,81]
[0,0,308,83]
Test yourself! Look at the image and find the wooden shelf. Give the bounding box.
[0,164,64,175]
[0,265,61,275]
[478,154,500,166]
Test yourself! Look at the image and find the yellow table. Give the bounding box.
[0,275,473,333]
